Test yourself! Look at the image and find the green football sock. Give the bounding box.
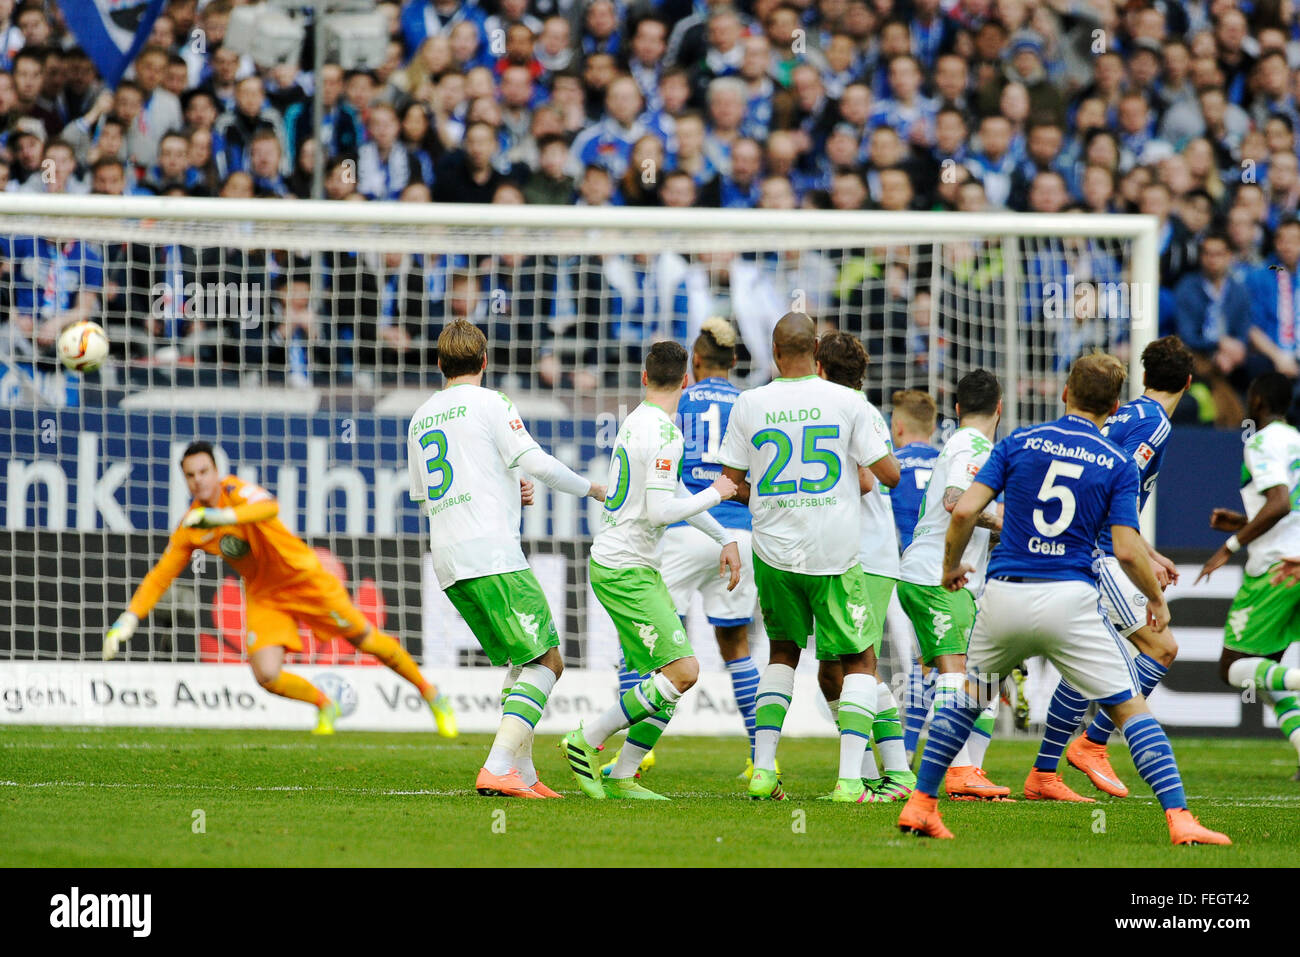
[1272,692,1300,755]
[613,703,676,779]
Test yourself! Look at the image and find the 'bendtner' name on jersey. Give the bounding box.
[407,386,540,589]
[675,376,751,531]
[717,375,888,576]
[977,414,1139,585]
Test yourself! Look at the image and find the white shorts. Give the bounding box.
[966,578,1139,705]
[661,524,757,627]
[1096,556,1146,639]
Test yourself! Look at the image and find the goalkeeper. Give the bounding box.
[103,441,458,737]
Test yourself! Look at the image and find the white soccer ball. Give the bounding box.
[56,320,109,373]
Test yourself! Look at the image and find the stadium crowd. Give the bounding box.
[0,0,1298,420]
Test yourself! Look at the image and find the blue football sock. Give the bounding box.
[617,658,642,696]
[1087,654,1167,744]
[1120,711,1186,811]
[725,656,760,757]
[903,663,934,756]
[1034,679,1089,772]
[915,683,981,797]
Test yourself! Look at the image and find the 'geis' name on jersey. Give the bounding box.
[1095,394,1171,555]
[407,386,540,589]
[676,376,751,530]
[977,414,1139,585]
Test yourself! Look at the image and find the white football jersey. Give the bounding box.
[899,425,995,590]
[407,384,539,589]
[1241,420,1300,578]
[589,401,685,571]
[717,375,887,576]
[858,396,900,578]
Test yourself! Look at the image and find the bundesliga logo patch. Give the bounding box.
[966,462,980,480]
[1134,443,1155,469]
[655,457,673,474]
[509,418,524,432]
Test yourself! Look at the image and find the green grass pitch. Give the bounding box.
[2,726,1296,867]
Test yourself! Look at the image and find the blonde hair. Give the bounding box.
[437,319,487,378]
[1066,351,1127,415]
[891,389,937,435]
[692,316,738,370]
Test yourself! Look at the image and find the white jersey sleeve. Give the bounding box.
[1241,422,1300,577]
[489,391,542,468]
[898,426,994,588]
[858,398,900,577]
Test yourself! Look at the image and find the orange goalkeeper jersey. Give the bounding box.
[128,475,325,618]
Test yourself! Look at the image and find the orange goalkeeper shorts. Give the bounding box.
[245,576,371,654]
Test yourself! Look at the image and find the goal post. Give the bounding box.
[0,194,1160,680]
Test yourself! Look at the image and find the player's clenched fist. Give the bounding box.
[103,612,138,661]
[181,506,237,528]
[711,474,738,500]
[587,483,607,502]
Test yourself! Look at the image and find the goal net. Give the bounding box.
[0,196,1157,685]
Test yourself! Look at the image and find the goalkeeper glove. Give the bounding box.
[181,506,237,528]
[103,612,139,661]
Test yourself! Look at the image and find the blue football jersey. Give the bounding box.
[674,376,752,530]
[893,441,940,551]
[1095,395,1172,555]
[977,414,1141,585]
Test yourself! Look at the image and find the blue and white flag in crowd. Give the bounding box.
[57,0,168,87]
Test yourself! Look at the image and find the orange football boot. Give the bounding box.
[1067,734,1130,797]
[945,765,1014,801]
[898,791,954,839]
[1023,768,1096,802]
[475,768,544,798]
[529,778,564,798]
[1166,809,1232,845]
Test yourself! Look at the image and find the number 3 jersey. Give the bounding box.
[407,384,541,589]
[1240,420,1300,578]
[717,375,887,576]
[899,426,995,590]
[976,413,1140,585]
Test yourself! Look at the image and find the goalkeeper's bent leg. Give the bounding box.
[353,629,436,699]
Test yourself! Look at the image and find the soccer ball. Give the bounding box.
[56,320,109,373]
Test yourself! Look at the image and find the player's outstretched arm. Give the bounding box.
[105,542,193,660]
[645,475,737,527]
[1197,485,1291,583]
[1113,524,1170,631]
[942,481,997,590]
[181,500,277,529]
[514,447,604,500]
